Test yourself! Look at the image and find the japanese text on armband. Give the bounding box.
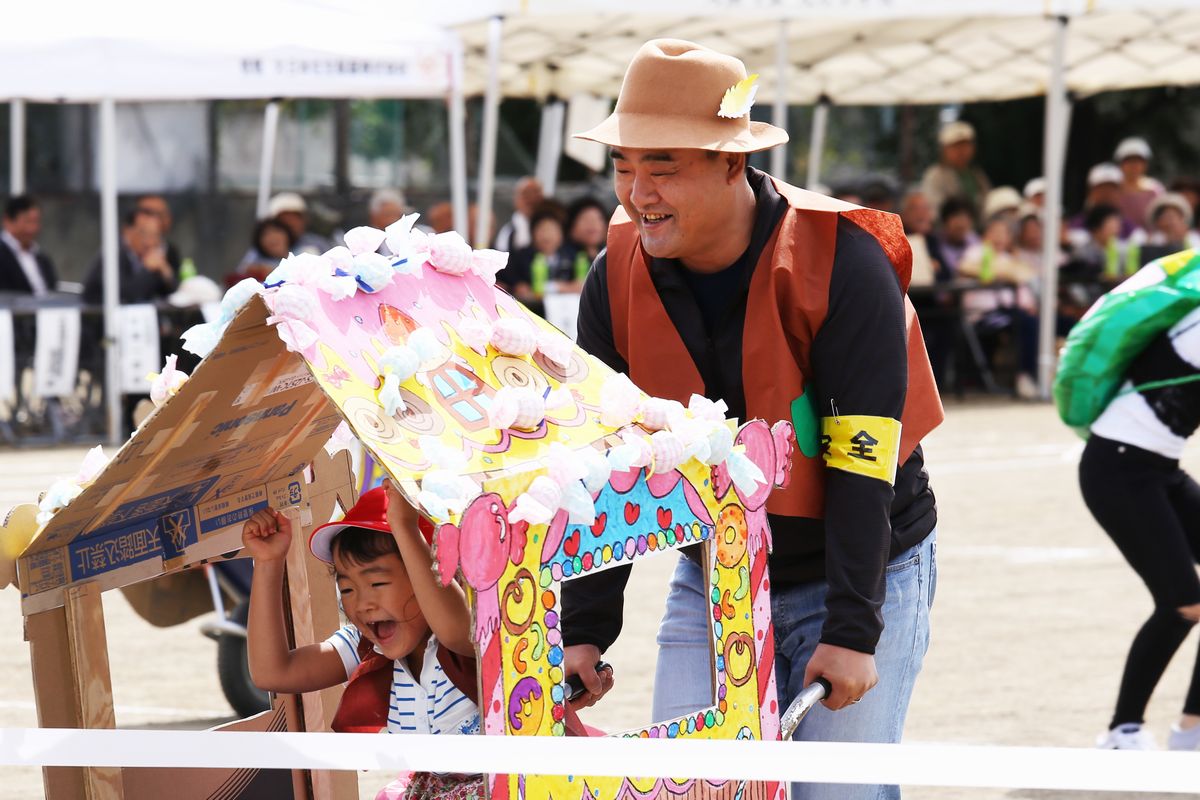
[819,415,902,485]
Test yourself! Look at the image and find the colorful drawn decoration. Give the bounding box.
[21,213,800,800]
[440,419,795,800]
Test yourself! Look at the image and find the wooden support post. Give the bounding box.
[282,504,357,800]
[26,582,124,799]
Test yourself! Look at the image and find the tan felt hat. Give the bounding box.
[573,39,788,153]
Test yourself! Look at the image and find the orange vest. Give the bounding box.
[605,176,944,519]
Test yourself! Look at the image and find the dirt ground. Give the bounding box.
[1,400,1196,799]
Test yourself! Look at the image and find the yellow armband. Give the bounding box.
[820,415,903,485]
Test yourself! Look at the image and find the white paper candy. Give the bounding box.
[490,318,538,356]
[317,271,359,301]
[147,354,188,407]
[459,318,492,354]
[220,278,264,321]
[384,213,421,261]
[489,386,545,431]
[324,246,354,274]
[640,397,685,432]
[265,284,321,353]
[688,394,729,423]
[600,373,642,429]
[324,421,356,457]
[508,475,563,525]
[36,480,82,526]
[406,328,445,367]
[353,252,395,293]
[726,447,767,496]
[649,430,687,473]
[418,470,478,520]
[427,231,474,276]
[576,445,613,494]
[76,446,109,486]
[344,226,387,257]
[180,322,222,357]
[471,249,508,286]
[536,329,573,369]
[607,429,653,473]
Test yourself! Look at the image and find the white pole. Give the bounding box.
[771,20,788,180]
[475,14,503,249]
[535,100,565,197]
[1037,15,1070,400]
[256,100,281,220]
[806,97,830,190]
[449,41,469,237]
[10,100,25,195]
[100,99,121,445]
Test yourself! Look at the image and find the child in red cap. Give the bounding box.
[242,480,483,800]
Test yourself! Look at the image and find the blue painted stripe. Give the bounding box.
[433,694,469,719]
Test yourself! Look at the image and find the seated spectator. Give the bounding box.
[958,217,1040,398]
[1140,193,1200,252]
[1023,177,1047,210]
[922,120,993,221]
[135,194,183,272]
[227,218,294,287]
[564,196,609,286]
[937,197,980,275]
[1169,177,1200,220]
[901,188,953,389]
[498,208,573,316]
[493,176,543,252]
[83,208,177,304]
[1014,204,1048,272]
[0,195,57,295]
[1114,137,1165,235]
[239,193,329,269]
[900,189,950,287]
[1069,203,1130,281]
[982,186,1023,227]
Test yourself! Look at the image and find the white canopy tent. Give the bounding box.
[2,0,467,443]
[432,0,1200,398]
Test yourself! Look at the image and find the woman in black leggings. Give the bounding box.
[1081,306,1200,750]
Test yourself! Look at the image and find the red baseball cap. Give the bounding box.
[309,486,433,563]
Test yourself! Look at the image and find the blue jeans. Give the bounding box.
[652,532,937,800]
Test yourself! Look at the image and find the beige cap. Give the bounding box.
[1023,177,1046,199]
[1114,137,1152,162]
[1087,162,1123,188]
[1147,192,1193,228]
[982,186,1022,220]
[938,121,976,147]
[267,192,307,218]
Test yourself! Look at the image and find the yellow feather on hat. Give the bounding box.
[718,73,759,119]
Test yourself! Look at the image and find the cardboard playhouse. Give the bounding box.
[1,222,797,800]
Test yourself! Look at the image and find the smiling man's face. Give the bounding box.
[611,147,742,270]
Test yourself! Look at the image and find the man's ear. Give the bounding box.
[724,152,747,184]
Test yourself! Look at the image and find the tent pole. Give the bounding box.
[806,96,830,190]
[10,99,25,195]
[535,99,565,197]
[475,15,503,249]
[256,100,281,220]
[100,99,121,445]
[771,20,788,180]
[449,41,469,237]
[1037,15,1070,400]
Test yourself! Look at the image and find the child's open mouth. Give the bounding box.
[369,620,397,644]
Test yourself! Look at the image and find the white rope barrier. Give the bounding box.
[2,729,1199,793]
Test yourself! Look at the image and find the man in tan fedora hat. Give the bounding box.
[560,39,943,799]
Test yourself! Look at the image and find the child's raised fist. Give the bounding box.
[241,508,293,562]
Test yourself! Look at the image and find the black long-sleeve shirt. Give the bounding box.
[561,168,936,656]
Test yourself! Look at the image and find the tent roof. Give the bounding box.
[440,1,1200,104]
[3,0,459,102]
